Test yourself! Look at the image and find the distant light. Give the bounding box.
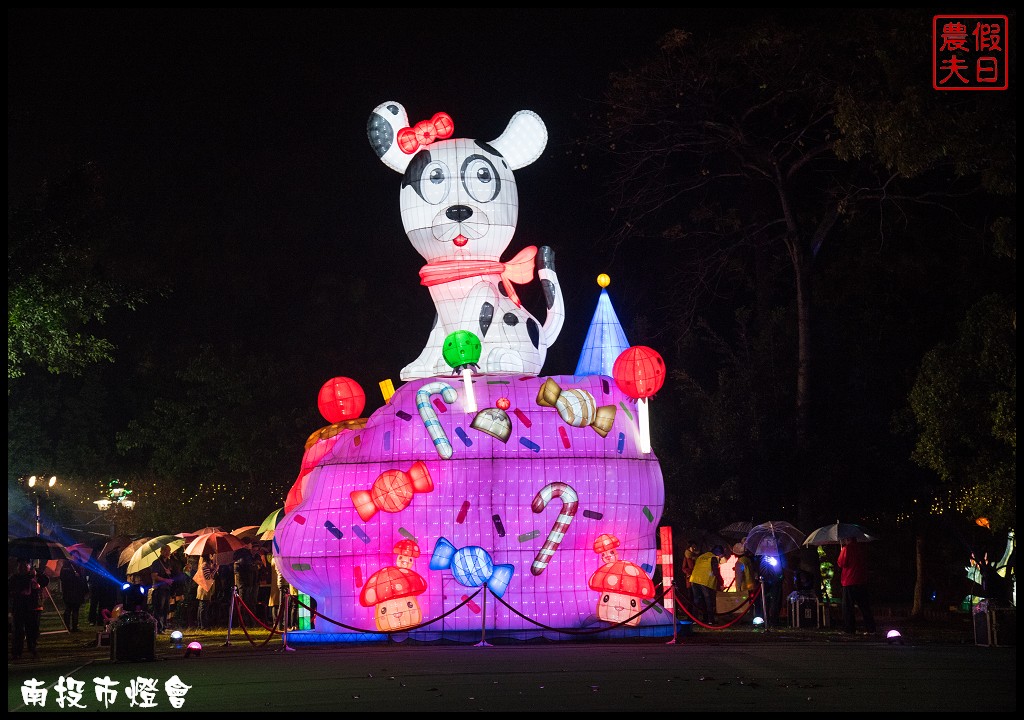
[170,630,183,640]
[95,499,112,511]
[764,556,779,568]
[122,582,131,591]
[138,585,147,595]
[121,499,136,510]
[886,629,903,644]
[752,616,765,626]
[48,475,57,487]
[28,475,38,488]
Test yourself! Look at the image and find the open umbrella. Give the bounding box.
[43,542,96,577]
[803,522,877,546]
[126,535,187,574]
[8,536,74,561]
[257,508,284,538]
[231,525,261,542]
[96,535,132,562]
[183,531,248,564]
[117,537,152,567]
[719,521,754,540]
[743,521,806,556]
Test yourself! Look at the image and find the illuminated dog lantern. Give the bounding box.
[368,101,565,381]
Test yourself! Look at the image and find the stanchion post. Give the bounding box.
[279,591,294,652]
[474,588,491,647]
[224,585,237,646]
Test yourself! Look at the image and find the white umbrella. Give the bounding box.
[803,522,877,546]
[743,521,806,556]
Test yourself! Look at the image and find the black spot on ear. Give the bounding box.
[526,318,540,348]
[480,303,494,337]
[502,313,519,326]
[368,113,395,159]
[385,104,400,116]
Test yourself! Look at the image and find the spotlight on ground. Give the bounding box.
[752,616,765,629]
[184,641,203,658]
[170,630,184,649]
[886,629,904,645]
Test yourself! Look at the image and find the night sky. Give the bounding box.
[9,8,727,413]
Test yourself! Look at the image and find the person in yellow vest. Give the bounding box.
[689,545,725,625]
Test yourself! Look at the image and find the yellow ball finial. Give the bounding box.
[597,273,610,288]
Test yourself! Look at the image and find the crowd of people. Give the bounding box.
[8,538,298,660]
[676,538,871,632]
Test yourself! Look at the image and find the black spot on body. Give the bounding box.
[502,313,519,326]
[480,303,494,336]
[526,318,540,348]
[542,278,556,309]
[497,282,508,298]
[403,150,432,191]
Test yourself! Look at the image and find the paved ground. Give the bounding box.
[8,621,1016,712]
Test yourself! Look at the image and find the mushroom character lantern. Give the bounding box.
[443,330,482,412]
[588,560,655,627]
[393,538,421,569]
[612,346,666,454]
[359,566,428,631]
[593,533,621,564]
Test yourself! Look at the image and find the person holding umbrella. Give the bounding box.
[8,560,50,660]
[195,551,219,629]
[59,554,89,632]
[149,545,177,633]
[838,537,876,635]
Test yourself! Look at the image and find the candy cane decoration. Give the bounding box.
[530,482,579,575]
[416,381,458,459]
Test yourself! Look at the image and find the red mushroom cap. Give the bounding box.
[592,533,621,554]
[588,560,655,598]
[393,539,421,558]
[359,566,427,607]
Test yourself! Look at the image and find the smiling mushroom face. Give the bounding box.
[588,560,655,627]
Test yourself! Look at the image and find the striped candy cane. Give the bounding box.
[530,482,579,576]
[659,526,674,612]
[416,381,458,459]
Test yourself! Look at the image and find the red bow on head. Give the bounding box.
[398,112,455,155]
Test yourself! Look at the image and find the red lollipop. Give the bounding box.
[317,377,366,423]
[612,346,666,399]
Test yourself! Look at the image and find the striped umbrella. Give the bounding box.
[183,531,248,565]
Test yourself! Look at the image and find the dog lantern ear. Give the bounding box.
[490,110,547,171]
[368,101,414,174]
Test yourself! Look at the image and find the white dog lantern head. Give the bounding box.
[368,102,565,381]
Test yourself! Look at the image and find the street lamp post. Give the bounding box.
[93,480,137,535]
[24,474,58,535]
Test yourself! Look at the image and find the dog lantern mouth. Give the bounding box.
[453,234,469,247]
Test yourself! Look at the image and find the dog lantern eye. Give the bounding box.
[419,161,451,205]
[461,155,500,204]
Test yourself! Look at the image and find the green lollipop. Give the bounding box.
[442,330,482,371]
[443,330,481,412]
